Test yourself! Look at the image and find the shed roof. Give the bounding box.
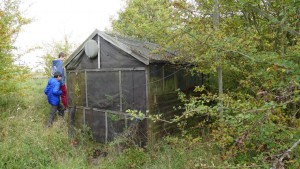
[65,29,175,68]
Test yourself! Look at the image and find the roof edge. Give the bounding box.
[64,29,100,67]
[64,29,150,67]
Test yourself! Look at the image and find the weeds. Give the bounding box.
[0,79,95,169]
[1,78,298,169]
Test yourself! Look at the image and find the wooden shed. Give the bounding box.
[64,29,206,144]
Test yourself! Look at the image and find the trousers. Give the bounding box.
[47,103,64,127]
[60,84,68,109]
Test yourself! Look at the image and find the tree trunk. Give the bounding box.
[213,0,223,117]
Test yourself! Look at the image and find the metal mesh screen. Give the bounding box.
[86,71,120,110]
[66,50,98,70]
[85,109,106,142]
[73,107,84,129]
[68,69,147,143]
[149,64,163,94]
[100,38,144,68]
[121,70,146,112]
[67,72,86,107]
[107,112,127,142]
[148,64,206,139]
[79,53,98,69]
[132,71,147,112]
[121,71,134,110]
[176,69,186,90]
[164,65,176,92]
[83,109,140,143]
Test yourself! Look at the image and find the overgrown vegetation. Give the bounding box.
[0,0,31,105]
[0,79,92,168]
[112,0,300,168]
[1,78,284,169]
[1,0,299,168]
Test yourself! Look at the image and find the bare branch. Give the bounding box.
[271,138,300,169]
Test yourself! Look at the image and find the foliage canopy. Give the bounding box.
[112,0,300,167]
[0,0,30,104]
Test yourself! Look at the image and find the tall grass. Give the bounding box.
[1,78,298,168]
[99,137,225,169]
[0,78,95,168]
[0,78,225,169]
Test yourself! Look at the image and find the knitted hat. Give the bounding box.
[53,71,62,77]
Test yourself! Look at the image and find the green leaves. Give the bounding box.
[0,0,30,103]
[113,0,300,166]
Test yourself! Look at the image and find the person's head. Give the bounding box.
[53,71,62,81]
[58,52,65,60]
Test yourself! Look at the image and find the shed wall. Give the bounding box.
[66,35,145,70]
[100,37,144,68]
[66,33,207,144]
[148,64,206,141]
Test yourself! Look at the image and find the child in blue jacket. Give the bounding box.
[44,71,64,127]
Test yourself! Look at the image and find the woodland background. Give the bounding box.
[0,0,299,168]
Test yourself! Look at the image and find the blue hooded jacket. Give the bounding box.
[44,77,62,106]
[52,59,65,84]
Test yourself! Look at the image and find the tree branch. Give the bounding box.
[271,138,300,169]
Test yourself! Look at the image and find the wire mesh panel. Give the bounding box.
[85,109,106,142]
[67,71,86,107]
[149,64,164,94]
[78,52,98,69]
[86,71,120,110]
[100,38,144,68]
[121,71,134,111]
[132,70,147,112]
[121,117,148,147]
[73,107,84,129]
[176,69,187,91]
[106,112,126,142]
[121,70,146,112]
[66,49,98,70]
[164,65,176,92]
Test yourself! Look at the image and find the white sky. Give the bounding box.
[15,0,124,70]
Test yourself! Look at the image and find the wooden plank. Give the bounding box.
[119,71,122,112]
[105,111,108,144]
[73,106,131,116]
[97,35,101,69]
[85,70,88,107]
[67,68,146,73]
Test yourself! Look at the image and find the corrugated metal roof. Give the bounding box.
[64,29,175,68]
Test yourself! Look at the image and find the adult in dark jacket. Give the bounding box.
[44,71,64,127]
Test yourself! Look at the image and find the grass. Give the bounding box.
[0,78,224,169]
[0,79,94,168]
[1,78,299,169]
